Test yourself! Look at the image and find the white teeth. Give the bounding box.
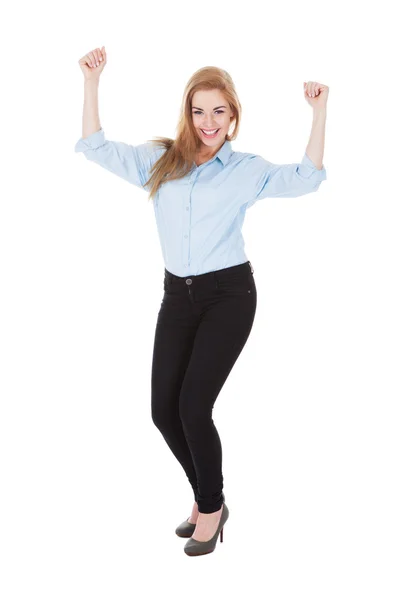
[201,129,218,135]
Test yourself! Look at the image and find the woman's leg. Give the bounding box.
[178,281,257,514]
[151,293,200,501]
[151,262,257,511]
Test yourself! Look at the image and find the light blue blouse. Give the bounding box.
[74,128,327,277]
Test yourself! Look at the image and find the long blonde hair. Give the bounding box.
[144,66,242,202]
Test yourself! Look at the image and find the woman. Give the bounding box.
[75,46,328,557]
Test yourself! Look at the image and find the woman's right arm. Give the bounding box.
[82,79,101,139]
[78,46,105,138]
[75,47,166,190]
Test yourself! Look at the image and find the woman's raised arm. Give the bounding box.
[75,46,165,189]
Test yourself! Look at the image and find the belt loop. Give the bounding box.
[249,261,254,274]
[214,270,219,289]
[165,268,173,284]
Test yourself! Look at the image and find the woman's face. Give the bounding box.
[191,89,234,151]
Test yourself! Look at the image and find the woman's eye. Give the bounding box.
[193,110,224,115]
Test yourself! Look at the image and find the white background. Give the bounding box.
[1,0,399,598]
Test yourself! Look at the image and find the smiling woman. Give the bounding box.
[74,60,327,556]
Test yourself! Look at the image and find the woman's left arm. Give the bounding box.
[303,81,329,170]
[244,82,329,209]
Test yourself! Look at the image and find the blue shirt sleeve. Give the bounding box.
[74,127,166,190]
[246,152,327,209]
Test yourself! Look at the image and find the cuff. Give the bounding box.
[299,152,327,181]
[74,128,105,152]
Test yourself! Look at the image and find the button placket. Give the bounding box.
[184,170,197,274]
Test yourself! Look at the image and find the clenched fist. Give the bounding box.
[78,46,107,81]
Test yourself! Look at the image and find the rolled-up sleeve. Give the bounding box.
[74,128,165,190]
[245,151,327,209]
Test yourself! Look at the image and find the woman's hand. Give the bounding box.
[78,46,107,81]
[303,81,329,110]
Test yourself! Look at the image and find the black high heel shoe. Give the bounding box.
[183,502,229,557]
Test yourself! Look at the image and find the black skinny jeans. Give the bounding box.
[151,260,257,514]
[151,261,257,513]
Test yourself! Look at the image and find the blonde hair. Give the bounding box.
[144,66,242,202]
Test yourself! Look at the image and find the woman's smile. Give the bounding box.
[200,128,220,138]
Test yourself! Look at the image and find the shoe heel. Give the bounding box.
[220,527,223,543]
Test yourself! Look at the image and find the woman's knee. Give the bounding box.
[151,393,175,429]
[179,393,211,430]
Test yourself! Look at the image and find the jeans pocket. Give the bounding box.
[217,272,253,296]
[163,279,180,297]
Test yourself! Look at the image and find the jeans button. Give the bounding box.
[186,278,192,285]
